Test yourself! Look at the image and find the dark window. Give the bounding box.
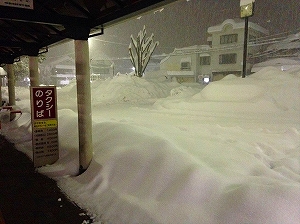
[92,67,110,74]
[200,56,211,65]
[219,53,237,64]
[220,34,238,44]
[181,62,191,70]
[249,34,256,43]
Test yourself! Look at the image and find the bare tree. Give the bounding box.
[129,26,159,77]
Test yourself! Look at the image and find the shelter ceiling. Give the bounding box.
[0,0,176,65]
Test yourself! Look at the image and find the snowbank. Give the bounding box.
[57,75,180,108]
[3,67,300,224]
[154,67,300,114]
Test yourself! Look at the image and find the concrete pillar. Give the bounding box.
[74,39,93,174]
[7,64,16,106]
[0,78,2,105]
[29,56,39,86]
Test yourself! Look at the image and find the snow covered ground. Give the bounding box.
[2,66,300,223]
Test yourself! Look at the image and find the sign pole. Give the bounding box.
[240,0,255,78]
[242,16,249,78]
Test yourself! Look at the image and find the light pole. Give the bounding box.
[240,0,255,78]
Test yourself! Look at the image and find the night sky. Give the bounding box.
[47,0,300,61]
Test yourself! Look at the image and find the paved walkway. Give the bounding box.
[0,135,93,224]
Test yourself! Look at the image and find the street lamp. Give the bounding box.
[240,0,255,78]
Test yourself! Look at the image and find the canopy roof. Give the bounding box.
[0,0,175,65]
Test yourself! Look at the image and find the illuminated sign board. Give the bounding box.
[30,86,58,167]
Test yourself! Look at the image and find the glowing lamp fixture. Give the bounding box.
[240,0,255,18]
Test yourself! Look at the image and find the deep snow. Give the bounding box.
[2,66,300,223]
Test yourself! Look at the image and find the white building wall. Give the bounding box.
[160,19,268,82]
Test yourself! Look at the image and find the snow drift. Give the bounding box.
[3,66,300,223]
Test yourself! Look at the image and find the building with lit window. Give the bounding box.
[160,19,268,83]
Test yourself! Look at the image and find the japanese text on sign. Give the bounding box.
[31,87,57,120]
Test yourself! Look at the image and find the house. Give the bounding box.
[41,56,114,86]
[160,19,269,83]
[90,59,115,81]
[160,45,211,83]
[48,56,76,86]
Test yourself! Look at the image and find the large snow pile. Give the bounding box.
[57,74,181,109]
[154,67,300,113]
[3,66,300,224]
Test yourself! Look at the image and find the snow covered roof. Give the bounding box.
[47,56,75,66]
[167,71,194,76]
[207,18,269,35]
[172,45,211,55]
[267,32,300,51]
[252,58,300,72]
[160,45,211,64]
